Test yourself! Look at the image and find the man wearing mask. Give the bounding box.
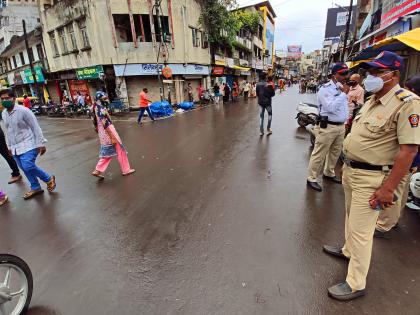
[347,73,365,118]
[307,63,350,192]
[323,51,420,301]
[1,89,56,199]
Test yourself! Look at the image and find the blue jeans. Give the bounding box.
[14,149,51,190]
[137,107,155,123]
[259,105,272,133]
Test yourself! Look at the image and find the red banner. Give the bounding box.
[380,0,420,28]
[68,80,92,105]
[212,66,224,75]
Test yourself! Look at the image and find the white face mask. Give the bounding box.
[363,71,394,93]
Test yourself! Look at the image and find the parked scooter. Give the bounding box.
[295,101,319,127]
[0,254,33,314]
[200,90,214,104]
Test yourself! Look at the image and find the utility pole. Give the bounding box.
[341,0,353,62]
[153,0,165,101]
[23,20,44,105]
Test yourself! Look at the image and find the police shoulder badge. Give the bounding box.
[409,114,419,128]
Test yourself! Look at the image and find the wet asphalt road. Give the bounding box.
[1,86,420,315]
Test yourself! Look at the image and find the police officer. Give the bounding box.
[323,51,420,301]
[307,63,350,192]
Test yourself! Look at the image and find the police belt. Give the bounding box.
[344,158,393,171]
[316,121,344,126]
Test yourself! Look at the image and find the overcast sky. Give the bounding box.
[237,0,352,53]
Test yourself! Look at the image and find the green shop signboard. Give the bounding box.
[23,67,45,84]
[76,65,104,80]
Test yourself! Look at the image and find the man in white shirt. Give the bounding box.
[1,89,56,199]
[307,63,350,192]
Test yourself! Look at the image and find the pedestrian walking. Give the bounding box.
[323,51,420,301]
[232,82,239,102]
[213,83,221,103]
[77,91,86,108]
[197,83,204,101]
[306,63,350,192]
[243,81,250,99]
[250,82,257,98]
[0,124,22,184]
[256,74,275,136]
[223,84,230,102]
[137,88,156,125]
[0,189,8,206]
[91,91,135,179]
[187,83,194,102]
[1,89,56,199]
[23,95,31,109]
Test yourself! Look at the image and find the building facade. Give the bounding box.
[0,0,39,53]
[39,0,211,106]
[211,1,276,88]
[0,27,47,97]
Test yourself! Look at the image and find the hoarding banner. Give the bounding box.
[287,45,302,59]
[324,6,356,39]
[22,67,45,84]
[380,0,420,28]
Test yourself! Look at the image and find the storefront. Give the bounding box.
[113,63,210,106]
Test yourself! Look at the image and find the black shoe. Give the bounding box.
[374,229,391,239]
[307,180,322,192]
[323,245,349,261]
[323,175,342,184]
[328,282,365,301]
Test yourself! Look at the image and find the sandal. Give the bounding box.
[23,189,44,200]
[92,170,105,179]
[47,175,56,192]
[0,195,8,206]
[122,169,136,176]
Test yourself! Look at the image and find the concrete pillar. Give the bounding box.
[115,76,129,106]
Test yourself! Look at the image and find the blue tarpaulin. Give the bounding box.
[149,101,174,117]
[177,102,195,110]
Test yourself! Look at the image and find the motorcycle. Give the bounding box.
[200,90,214,104]
[295,102,319,127]
[0,254,33,315]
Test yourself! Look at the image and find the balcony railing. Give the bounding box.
[253,36,263,49]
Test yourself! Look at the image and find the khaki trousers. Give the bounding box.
[307,124,345,182]
[341,165,405,290]
[376,175,409,232]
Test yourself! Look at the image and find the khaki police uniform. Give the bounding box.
[307,80,348,182]
[341,85,420,291]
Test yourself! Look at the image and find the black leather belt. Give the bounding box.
[344,158,393,171]
[327,121,344,125]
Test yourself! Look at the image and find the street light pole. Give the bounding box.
[22,20,44,105]
[341,0,353,62]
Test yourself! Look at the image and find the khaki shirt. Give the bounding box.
[343,84,420,165]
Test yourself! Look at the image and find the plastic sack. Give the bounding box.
[149,101,174,117]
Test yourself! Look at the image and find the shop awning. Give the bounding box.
[232,65,251,71]
[350,28,420,66]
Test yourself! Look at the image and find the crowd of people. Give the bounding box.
[306,51,420,301]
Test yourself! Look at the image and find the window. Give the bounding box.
[113,14,133,43]
[128,14,170,43]
[19,51,25,65]
[192,28,200,47]
[78,18,90,48]
[12,56,17,68]
[49,32,59,56]
[28,47,34,62]
[67,23,78,50]
[202,33,209,49]
[36,44,45,60]
[58,28,68,53]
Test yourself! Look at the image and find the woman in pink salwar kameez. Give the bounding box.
[91,92,135,179]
